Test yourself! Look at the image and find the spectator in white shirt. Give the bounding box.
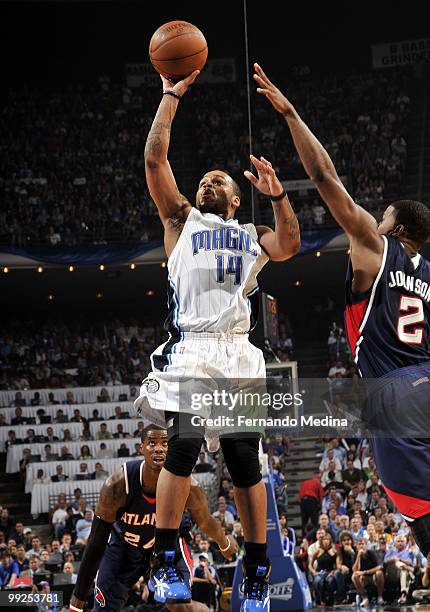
[328,361,346,378]
[51,497,68,539]
[212,496,235,528]
[97,443,114,459]
[320,449,342,474]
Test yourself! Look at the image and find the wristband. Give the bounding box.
[270,188,287,201]
[219,536,231,552]
[163,89,181,99]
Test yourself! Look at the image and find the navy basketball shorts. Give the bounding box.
[366,361,430,521]
[94,531,193,611]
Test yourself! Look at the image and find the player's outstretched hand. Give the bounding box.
[244,154,284,198]
[160,70,200,98]
[253,63,294,116]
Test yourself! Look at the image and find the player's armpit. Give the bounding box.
[145,156,192,225]
[95,467,128,522]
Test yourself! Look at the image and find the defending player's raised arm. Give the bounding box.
[69,468,127,611]
[186,483,239,561]
[244,154,300,261]
[144,72,199,225]
[253,63,383,251]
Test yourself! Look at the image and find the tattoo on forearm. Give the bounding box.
[273,202,300,240]
[144,99,174,158]
[145,134,162,156]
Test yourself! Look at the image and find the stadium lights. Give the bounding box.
[68,265,75,272]
[146,290,155,296]
[96,292,103,299]
[130,263,136,270]
[99,264,105,271]
[37,266,43,273]
[316,251,321,257]
[161,262,167,268]
[347,248,351,255]
[294,280,301,287]
[3,267,9,274]
[48,294,54,301]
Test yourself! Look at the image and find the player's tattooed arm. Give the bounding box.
[244,154,300,260]
[144,73,198,224]
[257,196,301,261]
[96,467,128,522]
[186,484,239,561]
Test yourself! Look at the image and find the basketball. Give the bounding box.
[149,20,208,81]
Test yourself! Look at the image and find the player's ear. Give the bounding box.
[231,195,240,210]
[390,223,405,238]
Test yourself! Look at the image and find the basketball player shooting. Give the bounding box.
[139,70,300,610]
[253,63,430,563]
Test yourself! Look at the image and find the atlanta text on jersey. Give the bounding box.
[120,511,156,526]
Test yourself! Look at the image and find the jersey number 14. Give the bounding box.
[215,254,243,285]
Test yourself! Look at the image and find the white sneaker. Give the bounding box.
[360,598,369,607]
[377,596,384,605]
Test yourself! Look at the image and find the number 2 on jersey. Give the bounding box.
[397,295,424,344]
[215,254,242,285]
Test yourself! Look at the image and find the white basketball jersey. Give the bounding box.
[166,207,269,334]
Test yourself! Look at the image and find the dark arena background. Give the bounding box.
[1,2,430,610]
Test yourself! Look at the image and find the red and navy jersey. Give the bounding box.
[345,235,430,377]
[112,460,156,551]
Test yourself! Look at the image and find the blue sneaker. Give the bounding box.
[240,561,271,611]
[148,550,191,604]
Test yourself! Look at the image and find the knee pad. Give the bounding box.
[220,437,261,488]
[411,513,430,557]
[164,435,202,477]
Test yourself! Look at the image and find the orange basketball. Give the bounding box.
[149,20,208,81]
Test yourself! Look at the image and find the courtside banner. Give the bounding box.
[372,38,430,69]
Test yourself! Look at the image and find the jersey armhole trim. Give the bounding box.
[140,460,144,487]
[358,235,388,334]
[123,462,129,496]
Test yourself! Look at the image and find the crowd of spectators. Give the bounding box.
[1,67,411,247]
[194,67,411,228]
[0,317,165,390]
[0,77,161,247]
[297,437,430,606]
[0,313,295,390]
[0,501,89,589]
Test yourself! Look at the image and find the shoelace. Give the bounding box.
[241,577,268,600]
[161,565,182,583]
